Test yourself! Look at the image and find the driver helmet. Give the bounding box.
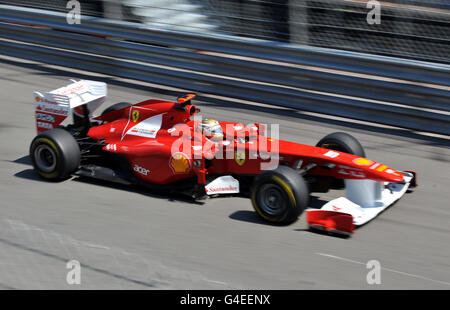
[199,118,223,141]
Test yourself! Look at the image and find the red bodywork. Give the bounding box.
[86,97,405,186]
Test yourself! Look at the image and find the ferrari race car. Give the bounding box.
[29,80,417,236]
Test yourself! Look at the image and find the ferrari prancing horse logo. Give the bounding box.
[235,151,246,166]
[132,110,139,122]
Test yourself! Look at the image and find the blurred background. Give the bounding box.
[1,0,449,64]
[0,0,449,291]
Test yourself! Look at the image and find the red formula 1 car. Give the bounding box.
[29,80,417,235]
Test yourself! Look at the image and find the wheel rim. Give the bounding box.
[34,144,56,173]
[258,184,286,216]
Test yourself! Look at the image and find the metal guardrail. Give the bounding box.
[199,0,450,64]
[0,5,448,135]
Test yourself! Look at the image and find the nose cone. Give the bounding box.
[351,157,404,183]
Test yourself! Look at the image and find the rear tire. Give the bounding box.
[29,128,80,180]
[101,102,130,117]
[251,166,309,224]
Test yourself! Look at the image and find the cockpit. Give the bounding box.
[198,118,224,141]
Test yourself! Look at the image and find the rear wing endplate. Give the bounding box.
[34,80,107,133]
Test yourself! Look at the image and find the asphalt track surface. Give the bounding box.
[0,56,449,290]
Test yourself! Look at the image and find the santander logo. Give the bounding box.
[205,185,238,193]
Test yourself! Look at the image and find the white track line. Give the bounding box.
[316,252,450,287]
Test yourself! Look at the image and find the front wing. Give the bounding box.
[306,171,417,236]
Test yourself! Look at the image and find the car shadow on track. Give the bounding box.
[13,155,205,205]
[15,154,342,230]
[72,176,206,205]
[297,198,409,239]
[230,195,353,238]
[229,195,328,227]
[12,156,53,182]
[297,227,351,239]
[12,155,32,166]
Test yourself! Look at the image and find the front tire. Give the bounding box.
[316,132,365,157]
[30,128,80,180]
[251,166,309,224]
[315,132,365,190]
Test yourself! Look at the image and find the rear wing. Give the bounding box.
[34,80,107,133]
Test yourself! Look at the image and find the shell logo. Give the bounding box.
[170,153,190,173]
[35,96,41,102]
[353,158,373,166]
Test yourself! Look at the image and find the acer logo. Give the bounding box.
[134,164,149,176]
